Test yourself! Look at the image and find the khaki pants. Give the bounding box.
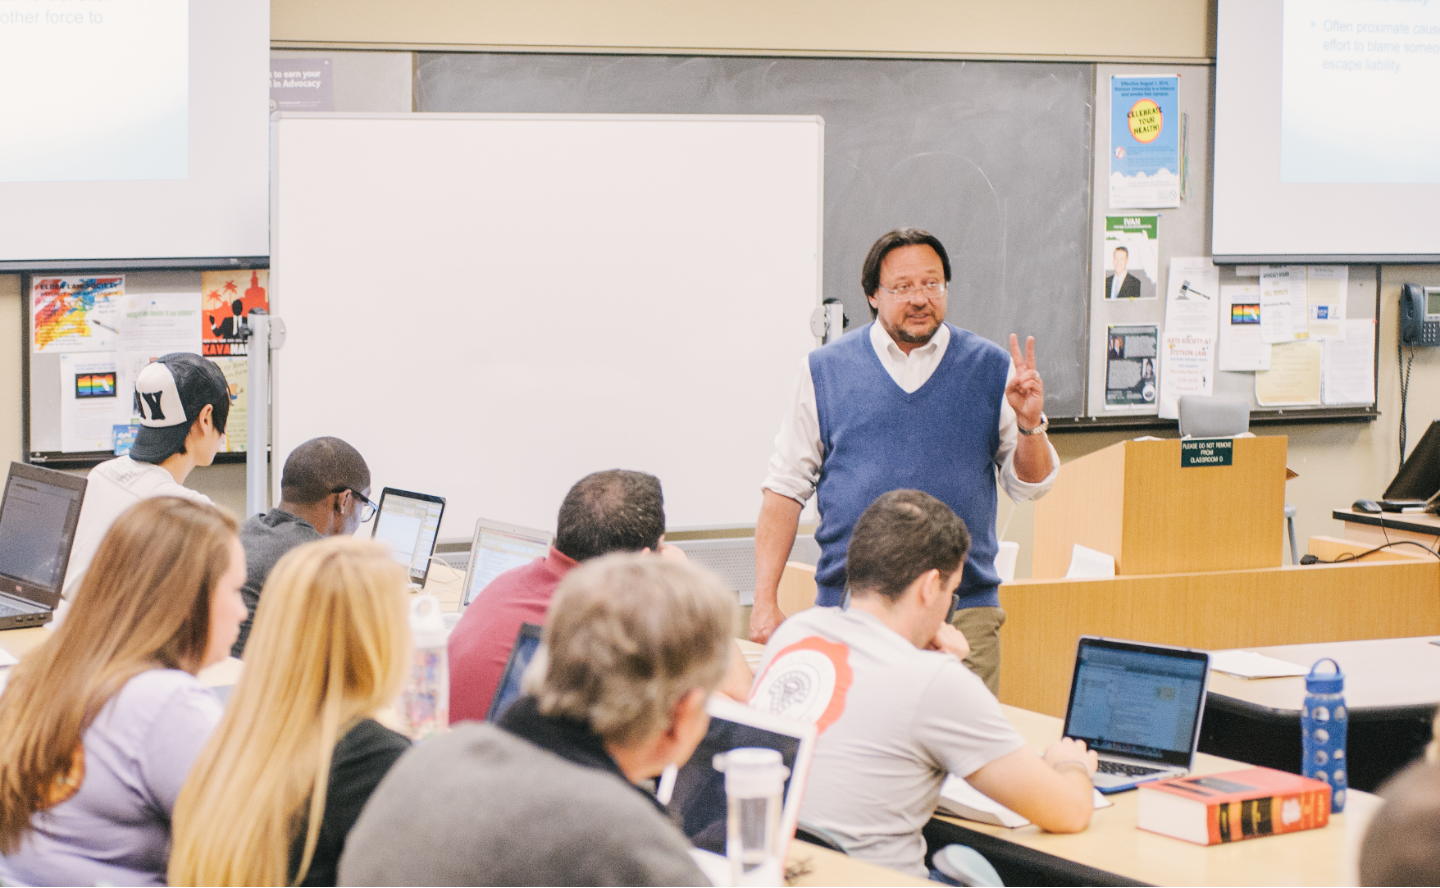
[951,606,1005,696]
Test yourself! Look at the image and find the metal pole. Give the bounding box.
[245,315,270,517]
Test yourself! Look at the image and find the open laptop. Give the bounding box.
[460,519,552,609]
[485,622,543,722]
[1382,420,1440,511]
[660,694,818,859]
[370,487,446,587]
[1061,636,1210,793]
[0,463,87,630]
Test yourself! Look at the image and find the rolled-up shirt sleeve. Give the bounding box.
[995,362,1060,502]
[761,356,822,505]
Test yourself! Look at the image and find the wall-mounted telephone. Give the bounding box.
[1401,283,1440,346]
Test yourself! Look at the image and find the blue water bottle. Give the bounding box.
[1301,658,1347,812]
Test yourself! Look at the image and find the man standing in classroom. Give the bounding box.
[750,228,1059,693]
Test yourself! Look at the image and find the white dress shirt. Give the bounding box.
[761,322,1060,504]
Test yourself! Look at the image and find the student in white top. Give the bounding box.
[750,489,1097,878]
[0,496,248,887]
[63,353,232,602]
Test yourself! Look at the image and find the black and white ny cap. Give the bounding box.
[130,353,229,463]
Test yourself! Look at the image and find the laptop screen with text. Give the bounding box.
[0,464,86,604]
[1064,641,1208,766]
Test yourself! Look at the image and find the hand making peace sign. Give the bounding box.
[1006,334,1045,429]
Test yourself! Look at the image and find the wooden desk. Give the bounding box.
[1202,637,1440,792]
[1334,508,1440,550]
[924,706,1379,887]
[998,556,1440,717]
[787,841,934,887]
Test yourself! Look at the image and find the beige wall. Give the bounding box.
[272,0,1215,61]
[8,4,1434,562]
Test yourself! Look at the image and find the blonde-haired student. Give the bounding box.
[0,497,247,886]
[170,537,411,887]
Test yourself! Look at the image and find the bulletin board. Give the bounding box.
[23,268,266,467]
[1082,63,1379,428]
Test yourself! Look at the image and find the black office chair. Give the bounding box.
[794,821,848,854]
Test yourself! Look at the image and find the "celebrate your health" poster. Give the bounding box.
[1110,75,1179,209]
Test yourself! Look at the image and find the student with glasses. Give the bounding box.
[232,437,372,657]
[751,228,1060,694]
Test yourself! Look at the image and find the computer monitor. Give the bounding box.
[1384,419,1440,502]
[370,487,446,586]
[485,622,543,722]
[0,463,87,622]
[460,519,552,608]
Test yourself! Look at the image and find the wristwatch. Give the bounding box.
[1018,412,1048,436]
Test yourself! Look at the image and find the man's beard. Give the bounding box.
[890,317,940,344]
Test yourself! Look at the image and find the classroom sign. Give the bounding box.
[1180,438,1233,468]
[1110,75,1180,209]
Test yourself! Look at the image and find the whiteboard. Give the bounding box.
[271,113,823,538]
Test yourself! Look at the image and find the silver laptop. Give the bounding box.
[1061,636,1211,793]
[370,487,446,588]
[459,518,552,609]
[0,463,87,630]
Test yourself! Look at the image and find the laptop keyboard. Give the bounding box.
[1096,760,1165,778]
[0,601,25,618]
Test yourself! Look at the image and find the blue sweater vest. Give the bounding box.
[810,323,1010,609]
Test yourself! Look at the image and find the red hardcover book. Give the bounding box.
[1137,767,1331,845]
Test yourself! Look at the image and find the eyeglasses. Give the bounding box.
[946,591,961,623]
[877,280,946,298]
[337,488,377,523]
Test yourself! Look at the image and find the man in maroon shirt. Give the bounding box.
[448,470,671,723]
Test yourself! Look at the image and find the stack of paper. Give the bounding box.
[1209,650,1308,679]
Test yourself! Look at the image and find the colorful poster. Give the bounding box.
[1110,75,1180,209]
[1105,324,1159,409]
[211,357,248,453]
[59,353,126,452]
[32,276,124,354]
[202,270,268,357]
[1219,285,1271,372]
[1103,215,1159,300]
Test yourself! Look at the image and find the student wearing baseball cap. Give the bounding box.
[61,353,232,606]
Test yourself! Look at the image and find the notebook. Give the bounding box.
[1061,636,1211,793]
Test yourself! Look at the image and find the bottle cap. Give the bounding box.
[1306,657,1345,694]
[409,594,449,648]
[715,747,789,798]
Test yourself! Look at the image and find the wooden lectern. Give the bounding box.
[1032,436,1289,578]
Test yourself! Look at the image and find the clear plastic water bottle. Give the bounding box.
[1301,657,1346,812]
[716,748,789,887]
[399,594,449,740]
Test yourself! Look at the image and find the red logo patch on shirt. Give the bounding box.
[750,636,853,735]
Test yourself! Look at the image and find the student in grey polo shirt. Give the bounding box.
[233,437,372,656]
